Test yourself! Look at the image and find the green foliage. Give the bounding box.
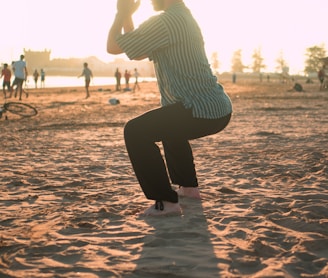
[211,52,220,73]
[251,48,266,73]
[231,49,245,73]
[275,51,289,73]
[304,45,326,74]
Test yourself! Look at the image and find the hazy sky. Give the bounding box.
[2,0,327,73]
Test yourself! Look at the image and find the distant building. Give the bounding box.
[21,49,155,77]
[24,49,51,73]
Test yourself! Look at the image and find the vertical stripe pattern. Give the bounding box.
[116,2,232,119]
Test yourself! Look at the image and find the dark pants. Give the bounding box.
[124,102,231,203]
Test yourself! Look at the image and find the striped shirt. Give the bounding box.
[116,2,232,119]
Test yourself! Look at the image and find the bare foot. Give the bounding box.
[141,201,182,216]
[177,187,201,199]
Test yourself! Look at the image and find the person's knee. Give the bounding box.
[124,118,140,142]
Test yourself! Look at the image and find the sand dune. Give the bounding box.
[0,79,327,277]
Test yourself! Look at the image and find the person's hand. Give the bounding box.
[117,0,141,18]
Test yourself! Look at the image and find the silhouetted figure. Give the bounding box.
[12,54,28,100]
[318,65,327,91]
[232,72,237,83]
[293,82,303,92]
[40,69,45,88]
[1,63,12,98]
[115,68,122,91]
[33,69,39,88]
[107,0,232,216]
[133,68,140,92]
[78,62,93,98]
[124,69,131,90]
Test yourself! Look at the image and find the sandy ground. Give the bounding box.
[0,79,327,278]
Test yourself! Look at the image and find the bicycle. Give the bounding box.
[0,101,38,120]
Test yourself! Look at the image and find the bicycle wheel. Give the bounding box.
[4,102,38,117]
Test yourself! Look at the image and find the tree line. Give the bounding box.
[211,44,327,75]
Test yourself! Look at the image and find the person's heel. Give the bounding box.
[177,187,201,199]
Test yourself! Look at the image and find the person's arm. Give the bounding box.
[78,69,85,78]
[107,13,125,54]
[107,0,140,54]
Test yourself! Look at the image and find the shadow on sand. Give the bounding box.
[130,198,223,278]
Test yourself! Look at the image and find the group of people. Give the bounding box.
[1,54,46,100]
[114,67,140,92]
[1,55,28,100]
[77,63,141,99]
[32,68,46,89]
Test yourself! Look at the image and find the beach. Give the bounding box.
[0,79,327,277]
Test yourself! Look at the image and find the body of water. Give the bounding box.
[24,76,157,89]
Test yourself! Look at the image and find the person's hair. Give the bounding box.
[20,54,25,59]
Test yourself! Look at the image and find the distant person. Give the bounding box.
[114,68,122,91]
[11,61,18,96]
[78,62,93,99]
[293,82,303,92]
[232,72,237,83]
[318,65,327,91]
[107,0,232,216]
[132,68,140,92]
[33,69,39,88]
[1,63,12,98]
[12,54,28,100]
[40,69,45,88]
[124,69,131,90]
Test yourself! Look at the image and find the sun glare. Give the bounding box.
[1,0,327,74]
